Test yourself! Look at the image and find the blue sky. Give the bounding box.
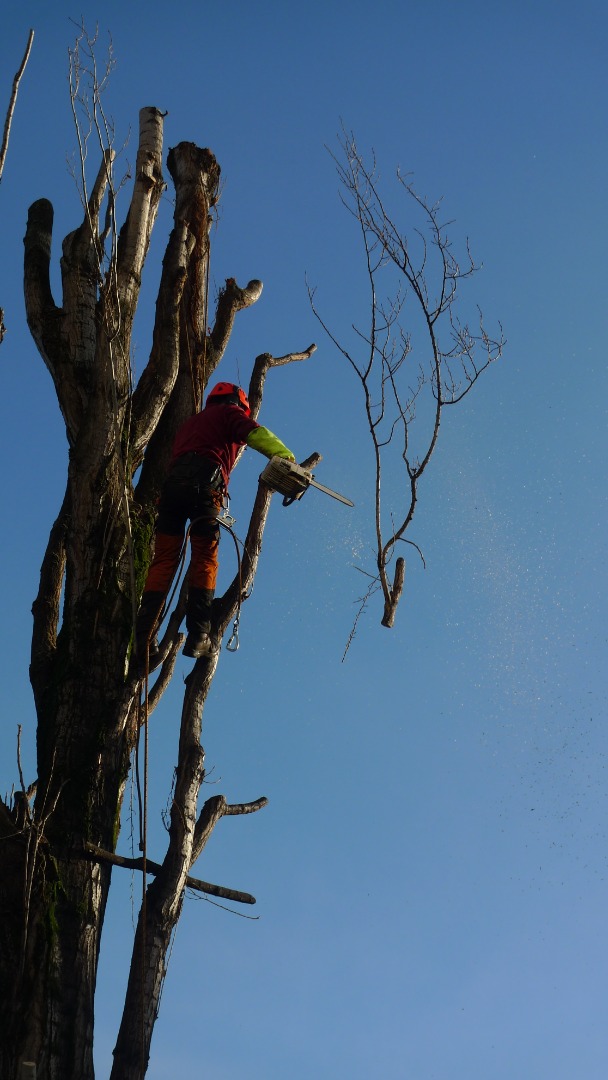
[1,2,607,1077]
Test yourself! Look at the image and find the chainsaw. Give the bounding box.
[260,455,354,507]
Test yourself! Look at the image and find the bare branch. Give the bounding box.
[247,343,317,418]
[313,134,504,637]
[224,797,269,816]
[83,842,256,904]
[0,29,34,183]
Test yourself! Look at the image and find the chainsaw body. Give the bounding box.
[260,456,354,507]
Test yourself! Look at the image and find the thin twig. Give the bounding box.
[0,29,34,183]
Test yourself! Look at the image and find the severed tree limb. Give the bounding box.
[83,842,256,905]
[207,277,264,368]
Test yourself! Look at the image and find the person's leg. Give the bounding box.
[135,480,187,660]
[183,494,221,658]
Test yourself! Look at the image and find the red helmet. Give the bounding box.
[206,382,251,416]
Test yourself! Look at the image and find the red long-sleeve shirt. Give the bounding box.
[171,404,260,488]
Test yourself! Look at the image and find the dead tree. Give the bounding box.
[0,32,316,1080]
[311,131,504,646]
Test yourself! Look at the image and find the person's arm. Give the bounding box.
[246,426,295,460]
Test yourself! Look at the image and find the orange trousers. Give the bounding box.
[144,530,220,594]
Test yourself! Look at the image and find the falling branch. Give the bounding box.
[312,130,505,643]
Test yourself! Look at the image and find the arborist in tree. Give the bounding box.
[135,381,296,661]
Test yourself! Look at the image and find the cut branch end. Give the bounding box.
[381,557,405,628]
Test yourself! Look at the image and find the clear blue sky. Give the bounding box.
[1,2,607,1077]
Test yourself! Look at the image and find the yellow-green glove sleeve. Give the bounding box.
[246,426,295,460]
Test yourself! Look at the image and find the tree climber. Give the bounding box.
[135,382,296,661]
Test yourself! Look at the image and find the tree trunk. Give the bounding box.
[0,108,220,1080]
[1,90,315,1078]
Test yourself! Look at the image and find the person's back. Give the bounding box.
[171,402,259,488]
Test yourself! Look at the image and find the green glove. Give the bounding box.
[247,426,295,461]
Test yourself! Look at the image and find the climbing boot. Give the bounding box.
[186,586,214,630]
[183,586,215,659]
[182,631,215,659]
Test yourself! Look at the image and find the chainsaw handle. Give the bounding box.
[282,453,317,506]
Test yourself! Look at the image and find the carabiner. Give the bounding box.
[226,615,240,652]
